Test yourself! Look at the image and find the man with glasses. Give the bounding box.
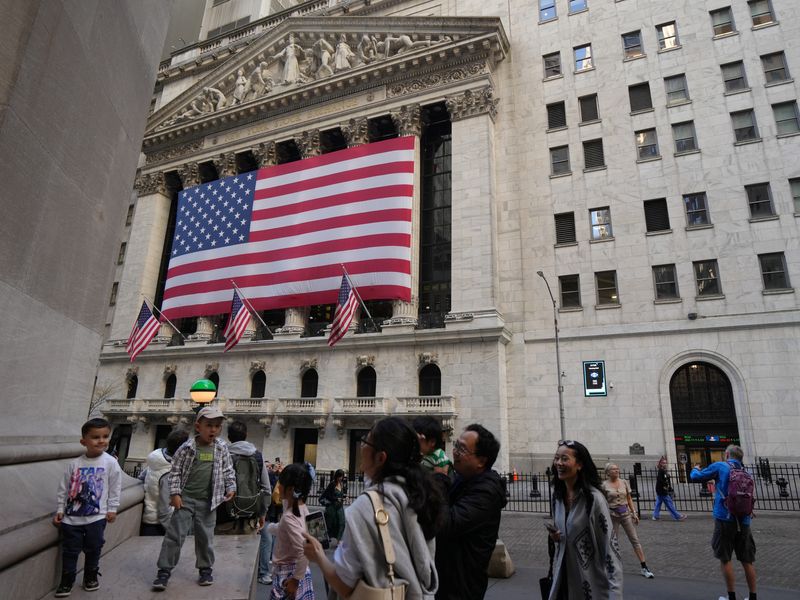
[433,424,507,600]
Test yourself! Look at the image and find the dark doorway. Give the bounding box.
[348,428,371,476]
[209,372,220,394]
[301,369,318,398]
[109,424,132,466]
[357,366,376,397]
[153,424,172,450]
[126,375,138,399]
[251,370,266,398]
[419,364,442,396]
[293,428,318,466]
[164,374,177,398]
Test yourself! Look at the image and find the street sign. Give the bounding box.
[583,360,607,397]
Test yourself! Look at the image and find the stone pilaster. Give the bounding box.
[444,86,499,123]
[253,141,277,167]
[340,117,370,147]
[212,152,237,177]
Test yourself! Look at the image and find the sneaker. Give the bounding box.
[258,575,273,585]
[152,570,170,591]
[677,514,688,521]
[55,576,74,598]
[640,567,655,579]
[83,568,100,591]
[651,516,659,521]
[198,568,214,586]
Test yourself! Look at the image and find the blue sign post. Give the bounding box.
[583,360,607,397]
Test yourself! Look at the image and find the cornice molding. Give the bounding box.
[445,86,499,122]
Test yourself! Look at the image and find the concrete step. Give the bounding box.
[41,535,260,600]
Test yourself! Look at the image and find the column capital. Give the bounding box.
[177,162,201,188]
[445,86,499,122]
[253,141,277,167]
[390,104,422,137]
[212,152,237,178]
[134,171,167,196]
[295,129,321,158]
[340,117,370,147]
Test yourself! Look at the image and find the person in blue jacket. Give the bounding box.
[690,445,757,600]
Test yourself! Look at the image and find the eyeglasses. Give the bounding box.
[557,440,577,448]
[360,435,377,450]
[453,441,475,456]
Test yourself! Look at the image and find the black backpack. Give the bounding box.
[222,453,265,519]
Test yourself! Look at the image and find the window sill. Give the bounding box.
[712,31,739,41]
[685,223,713,231]
[762,288,794,296]
[696,294,725,301]
[547,126,568,133]
[752,21,779,32]
[539,17,558,25]
[583,166,607,173]
[623,54,646,62]
[636,155,662,163]
[630,108,655,116]
[579,119,602,127]
[667,99,692,108]
[646,229,673,236]
[724,87,751,97]
[543,74,564,82]
[658,45,682,54]
[654,298,682,305]
[589,236,615,244]
[550,171,573,179]
[777,131,800,139]
[574,67,596,75]
[555,241,579,248]
[674,149,700,157]
[748,215,779,223]
[569,8,589,16]
[558,306,583,313]
[765,78,794,88]
[734,138,762,146]
[595,303,621,310]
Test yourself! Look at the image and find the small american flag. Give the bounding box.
[223,289,252,352]
[328,275,359,347]
[126,301,160,361]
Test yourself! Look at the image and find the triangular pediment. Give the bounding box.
[145,16,508,142]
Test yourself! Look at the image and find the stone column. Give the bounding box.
[383,105,422,331]
[110,172,172,341]
[444,86,503,330]
[212,151,237,178]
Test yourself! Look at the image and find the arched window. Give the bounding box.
[126,374,138,399]
[357,366,377,397]
[208,372,220,395]
[164,374,176,399]
[301,369,318,398]
[419,364,441,396]
[251,370,266,398]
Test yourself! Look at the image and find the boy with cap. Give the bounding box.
[152,406,236,590]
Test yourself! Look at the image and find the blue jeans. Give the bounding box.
[258,526,274,578]
[61,519,107,576]
[653,494,682,519]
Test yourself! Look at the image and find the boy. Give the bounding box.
[54,417,122,597]
[140,429,190,535]
[413,415,453,474]
[152,406,236,590]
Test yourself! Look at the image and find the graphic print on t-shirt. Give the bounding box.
[66,466,105,516]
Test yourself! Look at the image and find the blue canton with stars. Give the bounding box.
[171,171,257,257]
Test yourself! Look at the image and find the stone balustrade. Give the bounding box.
[275,397,329,415]
[333,396,387,415]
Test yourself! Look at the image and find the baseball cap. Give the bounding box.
[196,406,225,420]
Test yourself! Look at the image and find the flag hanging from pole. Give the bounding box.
[160,136,414,320]
[328,275,359,347]
[223,289,252,352]
[126,301,160,362]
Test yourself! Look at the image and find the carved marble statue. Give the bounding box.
[244,61,273,100]
[356,34,378,64]
[273,33,307,85]
[311,37,335,79]
[202,86,226,110]
[333,34,355,71]
[231,68,247,104]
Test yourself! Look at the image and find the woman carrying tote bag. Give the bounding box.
[304,417,444,599]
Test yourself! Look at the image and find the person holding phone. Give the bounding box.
[546,440,622,600]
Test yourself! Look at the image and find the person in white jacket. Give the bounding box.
[140,429,189,535]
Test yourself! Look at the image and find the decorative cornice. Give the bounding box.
[340,116,369,146]
[356,355,375,367]
[250,360,266,374]
[163,363,178,377]
[418,352,438,366]
[177,162,201,187]
[253,141,277,167]
[445,86,498,122]
[444,312,474,322]
[295,129,321,158]
[301,358,318,371]
[387,63,487,98]
[134,172,168,196]
[145,140,204,165]
[389,104,421,137]
[212,152,237,177]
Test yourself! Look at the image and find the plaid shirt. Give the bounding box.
[168,436,236,510]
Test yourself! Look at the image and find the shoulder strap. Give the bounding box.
[364,490,397,584]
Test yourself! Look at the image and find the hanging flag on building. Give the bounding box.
[328,275,359,347]
[126,301,160,362]
[222,289,252,352]
[160,136,415,320]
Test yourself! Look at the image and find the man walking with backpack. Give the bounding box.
[691,445,757,600]
[219,421,270,535]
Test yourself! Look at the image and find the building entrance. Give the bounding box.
[292,428,318,466]
[669,362,739,479]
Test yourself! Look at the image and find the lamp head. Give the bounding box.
[190,379,217,404]
[537,271,544,277]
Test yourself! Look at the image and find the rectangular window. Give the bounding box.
[109,282,119,306]
[125,204,135,226]
[622,30,643,59]
[790,178,800,213]
[540,0,557,21]
[749,0,775,27]
[657,22,679,50]
[653,264,679,300]
[773,101,800,135]
[583,139,605,169]
[745,183,774,218]
[644,198,671,232]
[554,212,577,244]
[589,207,613,240]
[595,270,619,305]
[547,101,567,129]
[710,7,735,36]
[543,52,562,78]
[672,121,698,153]
[731,110,759,142]
[721,61,748,92]
[636,128,659,159]
[550,146,571,175]
[759,252,790,289]
[684,192,710,226]
[629,82,653,112]
[665,74,690,105]
[569,0,587,13]
[559,274,581,308]
[574,44,593,71]
[694,260,721,296]
[117,242,127,265]
[579,94,599,122]
[761,52,790,84]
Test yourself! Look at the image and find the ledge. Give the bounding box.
[579,118,601,127]
[713,31,739,41]
[696,294,725,301]
[667,99,692,108]
[748,215,779,223]
[636,155,662,163]
[543,74,564,82]
[777,131,800,139]
[763,288,794,296]
[752,21,779,31]
[734,137,762,146]
[724,87,751,97]
[574,66,595,75]
[546,126,568,133]
[630,107,654,116]
[583,165,607,173]
[646,229,672,236]
[549,171,572,179]
[589,236,615,244]
[558,306,583,313]
[686,223,714,231]
[654,298,682,305]
[765,78,793,88]
[623,54,646,62]
[554,241,578,248]
[674,149,700,157]
[657,45,682,54]
[595,303,621,310]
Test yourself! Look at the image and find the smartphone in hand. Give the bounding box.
[305,511,331,550]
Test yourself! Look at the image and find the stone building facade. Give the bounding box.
[99,0,800,473]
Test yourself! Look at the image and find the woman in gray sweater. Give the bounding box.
[304,417,444,599]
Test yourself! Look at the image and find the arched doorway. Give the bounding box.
[669,361,739,468]
[357,366,376,397]
[419,364,442,396]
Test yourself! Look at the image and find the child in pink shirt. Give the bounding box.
[267,463,315,599]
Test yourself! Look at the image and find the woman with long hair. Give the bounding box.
[319,469,347,542]
[303,416,444,599]
[547,440,622,599]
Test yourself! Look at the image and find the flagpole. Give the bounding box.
[230,281,273,336]
[340,264,380,332]
[142,296,186,340]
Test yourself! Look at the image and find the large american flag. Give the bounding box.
[126,301,160,361]
[328,275,359,347]
[160,137,415,320]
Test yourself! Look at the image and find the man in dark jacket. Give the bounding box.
[434,424,507,600]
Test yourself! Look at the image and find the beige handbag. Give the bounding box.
[349,490,407,600]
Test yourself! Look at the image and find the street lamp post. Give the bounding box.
[537,271,566,440]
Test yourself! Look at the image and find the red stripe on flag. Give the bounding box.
[252,185,414,220]
[250,209,412,241]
